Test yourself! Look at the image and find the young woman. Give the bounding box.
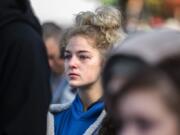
[47,6,124,135]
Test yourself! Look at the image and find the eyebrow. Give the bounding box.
[65,50,71,53]
[65,50,90,54]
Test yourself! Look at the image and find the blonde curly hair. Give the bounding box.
[61,6,123,52]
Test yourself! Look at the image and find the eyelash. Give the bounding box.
[64,54,90,60]
[64,54,71,59]
[136,119,155,131]
[79,55,90,60]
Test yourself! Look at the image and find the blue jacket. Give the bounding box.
[47,95,106,135]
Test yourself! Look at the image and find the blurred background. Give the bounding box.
[31,0,180,32]
[30,0,101,27]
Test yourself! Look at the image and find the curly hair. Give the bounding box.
[61,6,123,53]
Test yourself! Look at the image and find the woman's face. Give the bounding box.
[116,88,179,135]
[64,35,102,88]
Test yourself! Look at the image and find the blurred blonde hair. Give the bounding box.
[62,6,123,52]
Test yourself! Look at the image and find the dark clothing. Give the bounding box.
[0,0,51,135]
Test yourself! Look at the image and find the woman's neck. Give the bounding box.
[78,79,103,111]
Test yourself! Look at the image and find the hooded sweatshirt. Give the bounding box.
[54,95,104,135]
[0,0,51,135]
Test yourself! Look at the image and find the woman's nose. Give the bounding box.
[68,56,79,69]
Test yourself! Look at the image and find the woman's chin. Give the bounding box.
[69,82,81,88]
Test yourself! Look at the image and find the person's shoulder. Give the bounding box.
[50,102,72,114]
[0,22,45,55]
[54,108,71,121]
[50,103,72,125]
[1,21,42,45]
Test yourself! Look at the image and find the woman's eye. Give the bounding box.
[64,54,71,59]
[136,118,155,131]
[79,55,90,60]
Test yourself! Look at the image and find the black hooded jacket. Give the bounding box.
[0,0,51,135]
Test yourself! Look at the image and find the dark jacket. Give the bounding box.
[0,0,51,135]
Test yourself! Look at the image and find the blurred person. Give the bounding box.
[102,54,147,110]
[111,64,180,135]
[109,29,180,103]
[157,54,180,91]
[42,22,75,104]
[47,6,124,135]
[118,0,151,33]
[42,22,63,75]
[0,0,51,135]
[99,28,180,135]
[115,28,180,64]
[98,54,148,135]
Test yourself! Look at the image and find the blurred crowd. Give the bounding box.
[0,0,180,135]
[118,0,180,33]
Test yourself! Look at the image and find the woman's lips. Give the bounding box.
[68,73,80,79]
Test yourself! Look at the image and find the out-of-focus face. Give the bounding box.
[45,37,64,75]
[107,76,127,94]
[116,88,179,135]
[64,35,102,88]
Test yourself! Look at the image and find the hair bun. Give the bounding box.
[93,6,121,29]
[72,6,124,49]
[75,6,121,30]
[75,11,95,26]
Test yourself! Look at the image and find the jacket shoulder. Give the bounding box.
[46,103,72,135]
[49,102,72,113]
